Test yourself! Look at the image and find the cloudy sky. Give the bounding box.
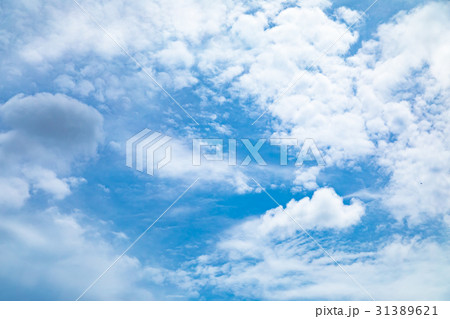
[0,0,449,300]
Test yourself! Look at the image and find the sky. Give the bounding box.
[0,0,449,300]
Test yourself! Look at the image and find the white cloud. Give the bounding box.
[156,41,195,69]
[0,90,192,299]
[350,2,450,223]
[0,178,29,208]
[155,138,256,194]
[209,122,233,135]
[0,93,103,169]
[1,0,449,301]
[215,188,364,252]
[16,0,232,85]
[293,166,322,191]
[0,207,156,300]
[196,1,450,224]
[54,74,76,91]
[22,167,86,200]
[379,132,450,224]
[335,7,361,25]
[18,0,444,222]
[9,0,359,106]
[194,228,450,300]
[0,93,103,205]
[187,3,450,297]
[197,1,450,223]
[284,188,365,229]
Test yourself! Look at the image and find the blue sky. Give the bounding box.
[0,0,449,300]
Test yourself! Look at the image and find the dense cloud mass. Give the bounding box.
[0,93,103,203]
[1,93,103,163]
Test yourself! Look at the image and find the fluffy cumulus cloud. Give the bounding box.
[285,188,365,229]
[0,177,29,208]
[351,3,450,223]
[221,188,365,243]
[4,0,361,104]
[0,93,103,202]
[22,167,85,200]
[336,2,450,224]
[8,0,232,93]
[198,0,450,224]
[202,1,450,225]
[0,93,103,164]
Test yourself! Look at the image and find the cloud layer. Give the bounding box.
[0,0,448,300]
